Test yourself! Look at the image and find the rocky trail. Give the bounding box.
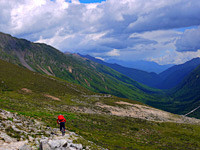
[0,109,105,150]
[1,100,200,150]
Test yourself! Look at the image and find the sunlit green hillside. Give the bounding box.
[0,59,200,150]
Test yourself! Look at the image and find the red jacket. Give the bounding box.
[57,115,66,124]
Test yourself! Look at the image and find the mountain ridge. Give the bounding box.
[106,59,173,73]
[0,32,160,104]
[80,54,200,90]
[158,57,200,89]
[79,54,162,88]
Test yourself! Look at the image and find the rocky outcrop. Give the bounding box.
[40,136,83,150]
[0,109,105,150]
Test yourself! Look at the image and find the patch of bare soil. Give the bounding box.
[21,88,32,93]
[95,102,200,124]
[116,101,134,106]
[68,66,73,73]
[84,79,91,87]
[37,65,54,76]
[44,94,61,101]
[47,66,55,76]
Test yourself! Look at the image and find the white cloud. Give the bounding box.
[175,26,200,52]
[106,49,120,56]
[95,57,105,61]
[0,0,200,64]
[147,50,200,65]
[36,28,75,50]
[71,0,80,4]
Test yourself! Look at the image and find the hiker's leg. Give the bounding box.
[63,122,65,131]
[60,122,65,131]
[60,124,62,131]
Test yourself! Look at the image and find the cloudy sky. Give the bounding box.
[0,0,200,65]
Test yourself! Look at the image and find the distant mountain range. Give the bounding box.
[79,54,162,88]
[158,57,200,89]
[107,59,173,73]
[81,54,200,90]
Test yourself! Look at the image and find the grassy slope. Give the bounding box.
[0,32,162,104]
[0,59,200,150]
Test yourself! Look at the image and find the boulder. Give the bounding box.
[40,141,51,150]
[35,138,40,146]
[63,142,68,147]
[12,125,22,133]
[48,139,67,148]
[45,130,51,135]
[16,123,23,126]
[48,140,61,148]
[55,148,68,150]
[13,119,21,123]
[66,139,73,143]
[69,143,83,150]
[19,144,32,150]
[28,135,34,142]
[0,132,17,143]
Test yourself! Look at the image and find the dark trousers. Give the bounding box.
[60,122,65,131]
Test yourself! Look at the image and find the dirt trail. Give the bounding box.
[44,94,61,101]
[95,101,200,124]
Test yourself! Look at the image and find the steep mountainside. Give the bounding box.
[1,59,200,150]
[0,32,159,103]
[158,58,200,89]
[147,64,200,118]
[170,65,200,118]
[80,54,162,88]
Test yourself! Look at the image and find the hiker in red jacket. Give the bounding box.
[57,115,66,135]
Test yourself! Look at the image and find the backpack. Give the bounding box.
[58,115,64,120]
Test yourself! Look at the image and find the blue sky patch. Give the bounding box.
[79,0,106,3]
[63,0,106,3]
